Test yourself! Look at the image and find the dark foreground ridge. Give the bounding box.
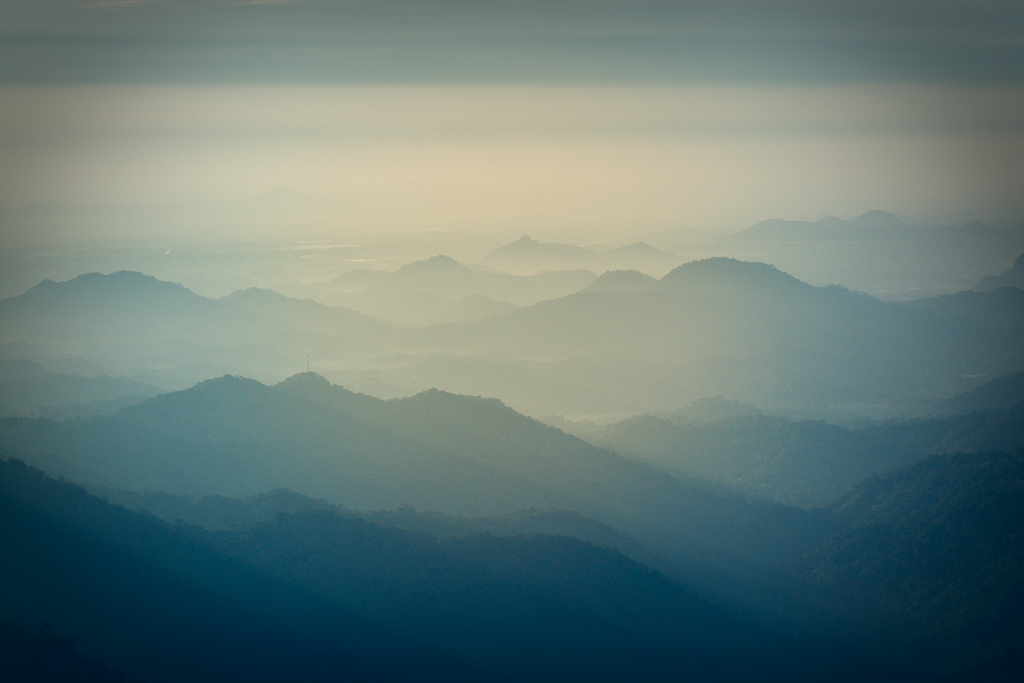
[3,457,912,683]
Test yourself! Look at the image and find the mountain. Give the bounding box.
[1,458,482,683]
[480,237,681,277]
[740,216,848,241]
[800,449,1024,676]
[973,252,1024,292]
[606,241,675,259]
[3,457,879,683]
[654,256,810,293]
[852,209,909,234]
[207,508,820,683]
[601,242,682,275]
[933,371,1024,416]
[87,485,340,531]
[340,255,592,325]
[0,373,840,596]
[401,257,1024,417]
[0,271,392,389]
[727,213,1018,299]
[89,484,661,569]
[738,211,912,241]
[0,374,560,516]
[0,359,162,418]
[6,258,1023,420]
[2,271,210,325]
[583,269,656,293]
[958,219,1000,239]
[5,376,1024,680]
[570,402,1024,507]
[481,235,599,273]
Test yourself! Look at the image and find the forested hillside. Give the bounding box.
[568,401,1024,506]
[0,373,838,584]
[2,457,877,683]
[0,458,484,683]
[800,449,1024,676]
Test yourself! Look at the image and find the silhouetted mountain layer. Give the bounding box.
[569,402,1024,507]
[5,258,1022,419]
[0,375,559,516]
[339,255,592,325]
[738,211,999,243]
[481,236,680,276]
[0,373,837,601]
[404,257,1024,417]
[0,458,486,683]
[0,271,391,389]
[582,269,656,293]
[4,375,1023,680]
[973,252,1024,292]
[723,212,1017,300]
[89,484,660,569]
[2,458,876,683]
[482,235,599,273]
[800,449,1024,676]
[934,371,1024,416]
[208,512,759,682]
[0,359,161,418]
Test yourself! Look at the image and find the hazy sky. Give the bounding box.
[1,0,1022,234]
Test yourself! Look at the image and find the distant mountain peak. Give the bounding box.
[855,209,899,221]
[405,386,505,409]
[814,215,847,229]
[152,374,269,408]
[853,210,907,229]
[740,211,914,242]
[224,287,284,300]
[484,236,595,262]
[584,270,656,293]
[12,271,196,303]
[82,270,160,286]
[192,374,265,391]
[658,257,809,291]
[276,371,332,393]
[395,255,468,276]
[664,256,781,277]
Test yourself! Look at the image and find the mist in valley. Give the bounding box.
[3,1,1024,681]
